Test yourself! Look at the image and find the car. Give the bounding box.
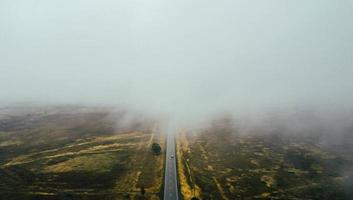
[170,155,174,158]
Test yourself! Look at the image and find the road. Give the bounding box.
[164,127,179,200]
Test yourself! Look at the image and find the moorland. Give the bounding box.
[0,106,165,200]
[177,117,353,200]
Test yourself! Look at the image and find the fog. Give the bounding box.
[1,0,353,121]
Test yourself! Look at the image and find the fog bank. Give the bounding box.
[1,0,353,121]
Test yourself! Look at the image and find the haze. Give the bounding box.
[1,0,353,119]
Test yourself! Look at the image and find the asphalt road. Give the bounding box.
[164,129,179,200]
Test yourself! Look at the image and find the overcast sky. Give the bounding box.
[1,0,353,118]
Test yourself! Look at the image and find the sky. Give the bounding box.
[1,0,353,119]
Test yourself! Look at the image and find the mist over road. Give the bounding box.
[164,126,179,200]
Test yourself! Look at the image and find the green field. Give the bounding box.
[0,106,165,200]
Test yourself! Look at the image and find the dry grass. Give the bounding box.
[175,127,351,200]
[0,108,169,200]
[177,131,201,200]
[114,125,165,199]
[43,153,118,173]
[1,123,165,199]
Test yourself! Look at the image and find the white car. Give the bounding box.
[170,155,174,158]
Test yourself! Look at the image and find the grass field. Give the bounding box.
[177,119,353,200]
[0,106,165,200]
